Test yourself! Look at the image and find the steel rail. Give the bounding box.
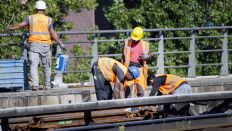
[53,112,232,131]
[1,91,232,118]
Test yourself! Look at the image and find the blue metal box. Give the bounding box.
[0,59,25,92]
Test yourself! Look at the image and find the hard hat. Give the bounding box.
[131,27,144,41]
[128,66,140,79]
[35,0,46,10]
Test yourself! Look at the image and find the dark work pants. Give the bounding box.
[91,62,113,100]
[85,62,113,125]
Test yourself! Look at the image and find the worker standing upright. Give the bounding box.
[6,0,64,90]
[122,27,150,98]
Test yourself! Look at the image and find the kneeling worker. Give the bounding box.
[147,74,192,117]
[92,57,140,100]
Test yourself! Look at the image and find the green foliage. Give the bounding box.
[0,0,97,83]
[0,0,97,59]
[63,44,92,83]
[104,0,232,76]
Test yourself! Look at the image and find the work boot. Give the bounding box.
[31,86,38,91]
[38,86,44,90]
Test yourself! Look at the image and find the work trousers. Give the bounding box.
[163,84,192,117]
[28,43,51,87]
[91,62,113,100]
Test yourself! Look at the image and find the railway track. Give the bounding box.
[7,108,156,131]
[54,112,232,131]
[2,91,232,131]
[6,109,232,131]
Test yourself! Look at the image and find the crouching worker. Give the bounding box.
[147,74,193,117]
[92,57,140,100]
[84,57,140,125]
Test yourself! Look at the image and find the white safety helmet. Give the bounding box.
[35,0,46,10]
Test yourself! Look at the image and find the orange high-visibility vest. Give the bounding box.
[28,14,52,44]
[123,37,149,68]
[158,74,186,95]
[98,58,128,83]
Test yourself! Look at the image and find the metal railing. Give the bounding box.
[0,26,232,81]
[0,90,232,118]
[1,91,232,130]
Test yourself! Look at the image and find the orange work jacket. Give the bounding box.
[98,58,128,83]
[123,37,149,68]
[28,13,52,44]
[158,74,186,95]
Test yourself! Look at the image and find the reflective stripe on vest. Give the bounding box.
[123,37,149,67]
[28,14,52,44]
[158,74,185,95]
[98,58,127,83]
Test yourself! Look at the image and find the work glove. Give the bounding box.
[139,54,150,61]
[5,28,13,36]
[59,43,65,50]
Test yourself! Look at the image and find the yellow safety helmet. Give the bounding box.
[131,27,144,41]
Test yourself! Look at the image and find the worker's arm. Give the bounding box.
[113,64,126,99]
[10,21,28,30]
[9,17,29,30]
[149,77,163,96]
[139,41,151,61]
[49,29,64,49]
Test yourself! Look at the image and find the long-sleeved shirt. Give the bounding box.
[112,64,125,83]
[149,75,187,96]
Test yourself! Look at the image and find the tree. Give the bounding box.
[0,0,97,83]
[103,0,232,76]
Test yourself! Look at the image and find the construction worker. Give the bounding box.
[92,57,140,100]
[147,74,192,117]
[84,57,140,125]
[6,0,64,90]
[122,27,150,98]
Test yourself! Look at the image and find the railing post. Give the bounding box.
[156,31,164,74]
[188,30,196,78]
[220,29,229,76]
[21,33,29,90]
[1,118,10,131]
[90,34,98,83]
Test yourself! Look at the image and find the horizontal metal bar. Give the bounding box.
[196,49,223,53]
[63,41,94,44]
[1,26,232,37]
[148,67,158,70]
[150,52,159,55]
[165,65,189,68]
[196,35,224,39]
[164,36,191,40]
[164,51,190,54]
[51,56,93,59]
[196,63,222,66]
[0,43,19,47]
[1,91,232,118]
[68,56,93,58]
[54,112,232,131]
[98,54,122,57]
[51,70,91,74]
